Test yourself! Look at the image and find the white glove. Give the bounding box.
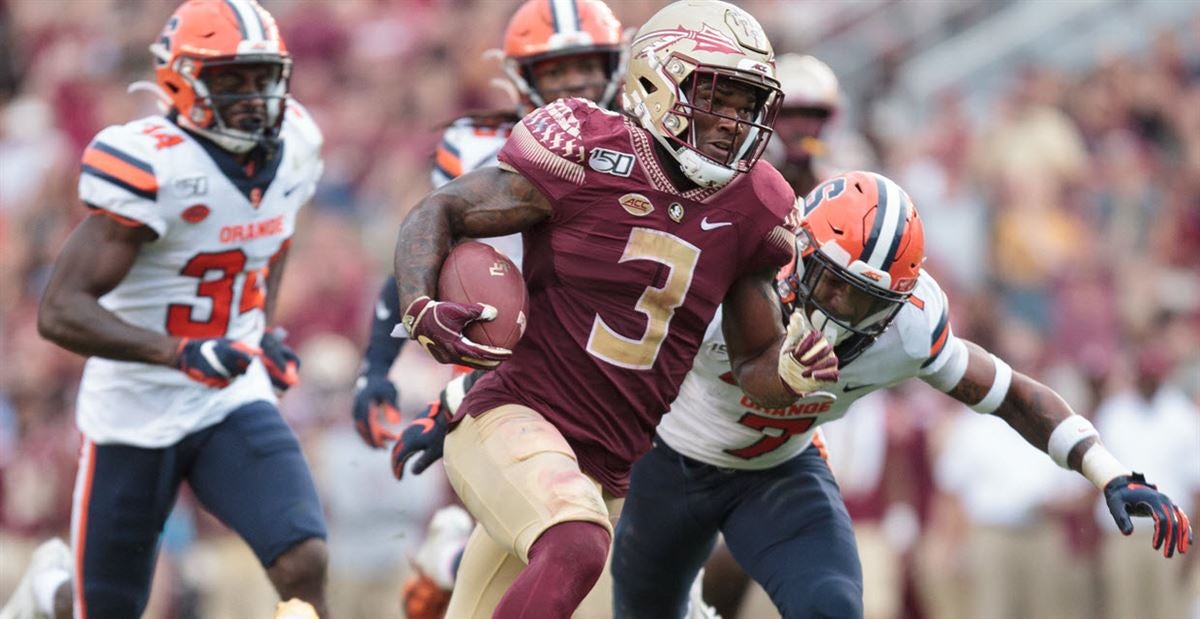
[778,310,839,396]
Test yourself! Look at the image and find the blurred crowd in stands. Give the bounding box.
[0,1,1196,617]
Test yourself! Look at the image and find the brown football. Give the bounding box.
[437,240,528,350]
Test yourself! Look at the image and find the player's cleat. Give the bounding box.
[401,570,451,619]
[685,568,722,619]
[413,505,473,590]
[273,598,319,619]
[0,538,72,619]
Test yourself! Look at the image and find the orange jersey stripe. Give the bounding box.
[82,147,158,194]
[929,319,950,359]
[89,208,146,228]
[435,145,463,179]
[811,431,830,461]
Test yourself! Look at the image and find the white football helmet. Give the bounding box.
[622,0,782,188]
[776,53,839,113]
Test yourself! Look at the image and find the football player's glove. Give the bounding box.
[259,328,300,392]
[401,569,451,619]
[174,337,259,389]
[392,400,449,480]
[1104,472,1193,558]
[352,373,401,449]
[778,311,839,397]
[402,296,512,370]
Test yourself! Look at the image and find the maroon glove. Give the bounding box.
[402,296,512,370]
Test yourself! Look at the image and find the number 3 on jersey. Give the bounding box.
[166,249,266,338]
[586,228,700,370]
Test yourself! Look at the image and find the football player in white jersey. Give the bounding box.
[12,1,328,617]
[609,171,1193,618]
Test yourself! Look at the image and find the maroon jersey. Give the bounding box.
[459,98,795,495]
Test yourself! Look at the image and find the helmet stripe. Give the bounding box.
[862,174,902,270]
[879,191,908,272]
[224,0,265,42]
[550,0,581,34]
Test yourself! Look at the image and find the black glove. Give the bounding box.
[352,373,401,448]
[391,399,449,480]
[260,328,300,392]
[390,369,484,479]
[1104,472,1193,558]
[175,337,258,388]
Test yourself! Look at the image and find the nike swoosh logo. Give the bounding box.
[700,217,732,231]
[283,183,304,197]
[842,383,875,393]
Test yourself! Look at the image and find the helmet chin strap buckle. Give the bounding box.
[676,147,736,188]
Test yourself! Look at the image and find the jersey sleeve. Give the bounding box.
[78,124,167,236]
[432,124,466,188]
[281,98,325,206]
[740,166,798,274]
[496,98,592,202]
[914,271,969,391]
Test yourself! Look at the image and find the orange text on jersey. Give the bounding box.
[738,395,833,417]
[219,215,285,244]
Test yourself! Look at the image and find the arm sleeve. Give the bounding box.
[361,275,406,377]
[79,125,167,236]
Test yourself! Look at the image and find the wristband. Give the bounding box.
[969,354,1012,414]
[1046,414,1099,469]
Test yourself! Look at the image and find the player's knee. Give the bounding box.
[788,575,862,619]
[531,521,610,583]
[775,575,861,619]
[268,537,328,593]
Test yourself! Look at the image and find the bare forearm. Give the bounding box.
[991,372,1090,471]
[392,166,552,312]
[393,195,456,312]
[264,244,290,323]
[38,292,177,365]
[733,352,796,408]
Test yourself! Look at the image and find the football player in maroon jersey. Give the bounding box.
[390,2,840,616]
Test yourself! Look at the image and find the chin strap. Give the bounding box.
[127,81,173,111]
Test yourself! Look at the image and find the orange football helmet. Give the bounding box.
[501,0,625,110]
[780,171,925,363]
[149,0,291,153]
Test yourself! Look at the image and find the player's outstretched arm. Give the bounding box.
[723,268,838,408]
[393,166,550,368]
[943,340,1192,557]
[38,214,175,364]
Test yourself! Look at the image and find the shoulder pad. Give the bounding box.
[282,98,324,159]
[748,162,797,221]
[893,270,952,363]
[78,118,175,235]
[81,120,166,202]
[502,98,597,186]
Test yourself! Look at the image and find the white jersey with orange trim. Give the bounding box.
[431,115,523,264]
[74,100,323,447]
[657,269,966,470]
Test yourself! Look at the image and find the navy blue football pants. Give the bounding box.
[72,401,326,618]
[612,437,863,619]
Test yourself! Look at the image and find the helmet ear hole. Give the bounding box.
[638,76,657,94]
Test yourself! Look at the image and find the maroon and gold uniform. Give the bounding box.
[459,97,795,495]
